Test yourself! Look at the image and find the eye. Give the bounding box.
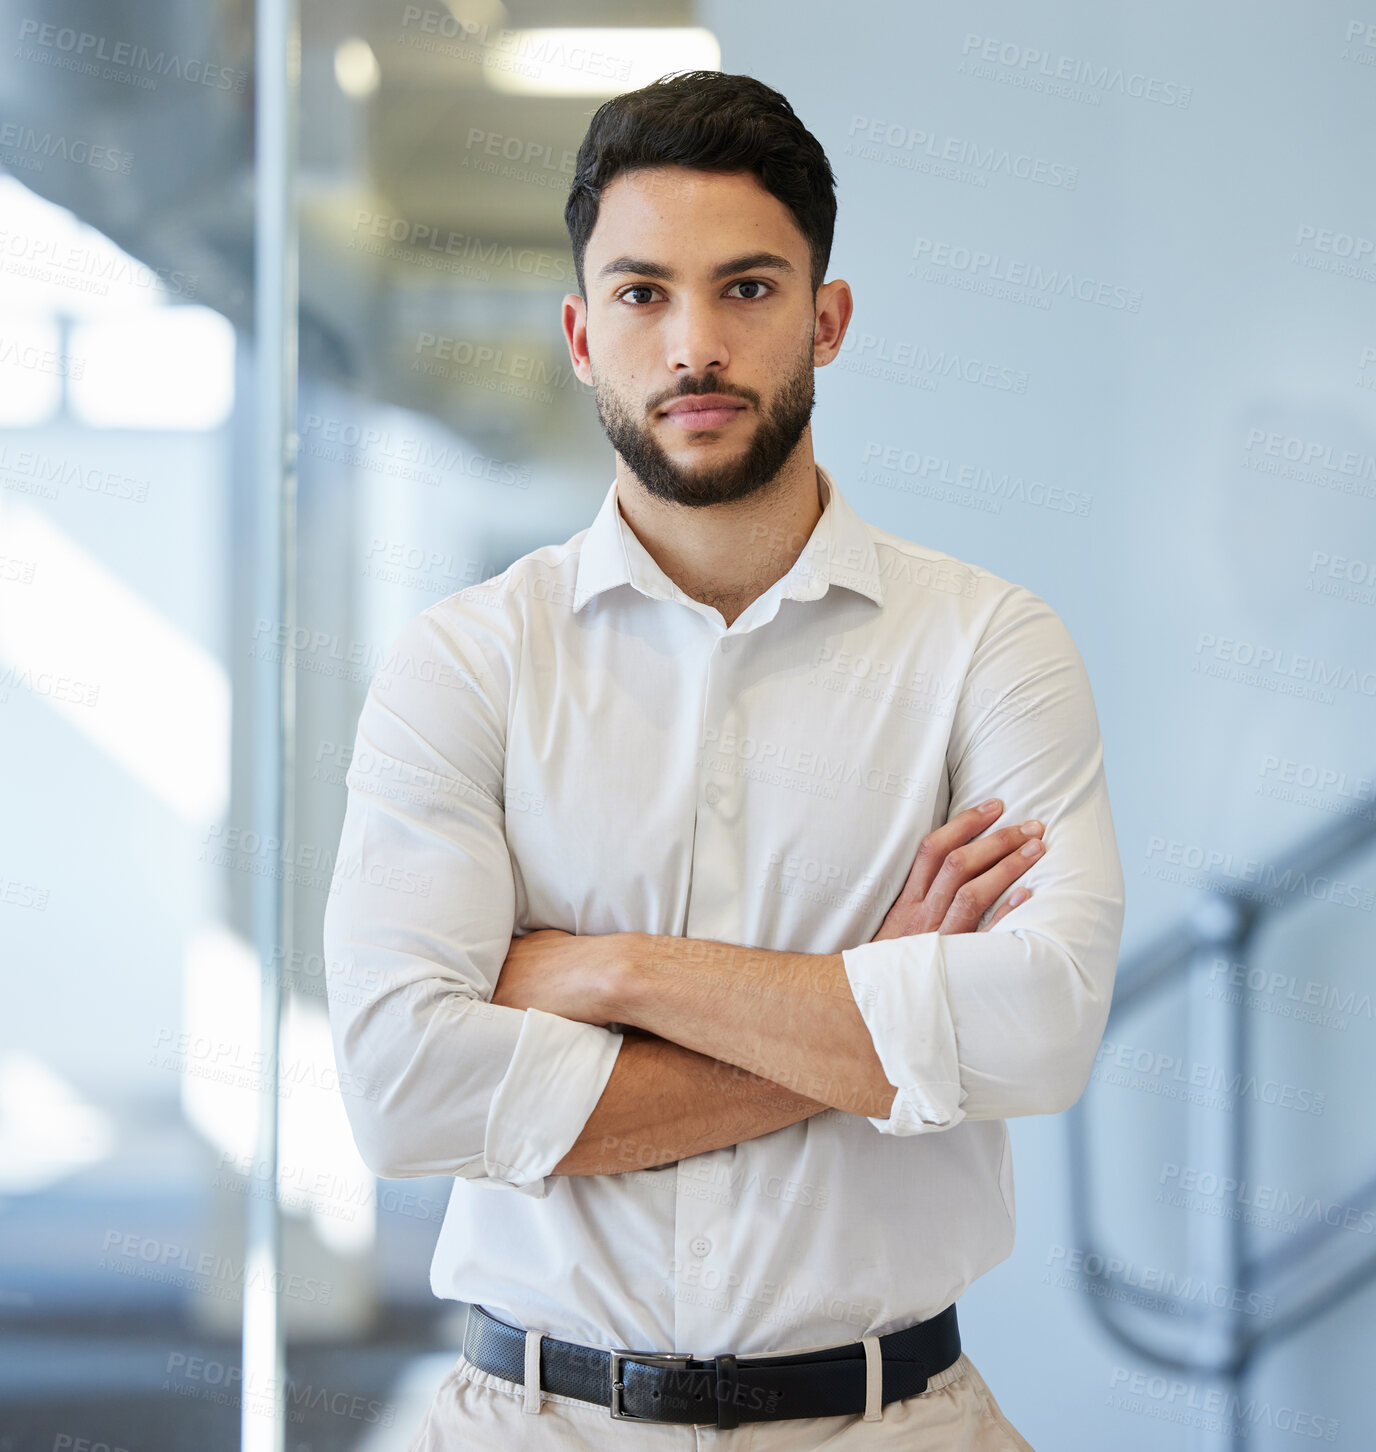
[727,279,774,301]
[617,284,661,306]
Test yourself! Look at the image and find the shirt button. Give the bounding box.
[704,783,721,806]
[690,1236,712,1258]
[720,639,732,654]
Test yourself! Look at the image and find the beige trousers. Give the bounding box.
[407,1345,1036,1450]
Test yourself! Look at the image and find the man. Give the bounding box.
[323,70,1125,1449]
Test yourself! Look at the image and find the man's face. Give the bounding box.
[566,167,823,508]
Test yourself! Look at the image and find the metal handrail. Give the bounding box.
[1066,795,1376,1383]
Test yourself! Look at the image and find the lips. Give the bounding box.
[660,395,748,430]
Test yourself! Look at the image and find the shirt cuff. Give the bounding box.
[460,1006,623,1197]
[840,935,967,1135]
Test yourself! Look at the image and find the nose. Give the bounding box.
[665,298,729,377]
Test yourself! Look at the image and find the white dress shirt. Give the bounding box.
[322,462,1125,1358]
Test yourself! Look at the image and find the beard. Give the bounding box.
[591,339,816,509]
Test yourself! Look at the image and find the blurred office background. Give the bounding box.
[1,0,1373,1446]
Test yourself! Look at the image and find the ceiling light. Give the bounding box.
[483,28,720,97]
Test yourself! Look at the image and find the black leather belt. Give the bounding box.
[461,1301,960,1428]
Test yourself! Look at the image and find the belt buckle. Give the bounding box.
[608,1348,695,1421]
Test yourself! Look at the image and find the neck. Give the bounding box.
[614,443,826,628]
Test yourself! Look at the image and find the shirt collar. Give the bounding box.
[571,462,885,617]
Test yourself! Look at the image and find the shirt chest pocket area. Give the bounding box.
[500,714,699,938]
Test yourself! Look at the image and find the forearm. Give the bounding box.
[551,1029,832,1177]
[609,935,899,1120]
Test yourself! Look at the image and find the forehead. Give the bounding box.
[587,167,807,267]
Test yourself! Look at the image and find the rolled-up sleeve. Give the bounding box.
[321,605,623,1196]
[840,586,1125,1136]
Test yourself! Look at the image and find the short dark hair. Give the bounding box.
[564,70,838,300]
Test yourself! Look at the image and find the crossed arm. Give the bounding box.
[492,803,1047,1175]
[325,592,1122,1189]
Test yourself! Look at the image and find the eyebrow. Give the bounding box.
[594,251,798,284]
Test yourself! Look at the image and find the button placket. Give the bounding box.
[697,632,738,821]
[677,632,742,1354]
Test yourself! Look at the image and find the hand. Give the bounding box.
[870,799,1044,941]
[490,927,623,1026]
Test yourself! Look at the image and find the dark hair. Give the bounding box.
[564,70,837,300]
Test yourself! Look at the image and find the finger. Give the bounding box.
[878,818,1042,938]
[918,821,1044,926]
[938,837,1045,934]
[979,887,1031,932]
[889,799,1006,908]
